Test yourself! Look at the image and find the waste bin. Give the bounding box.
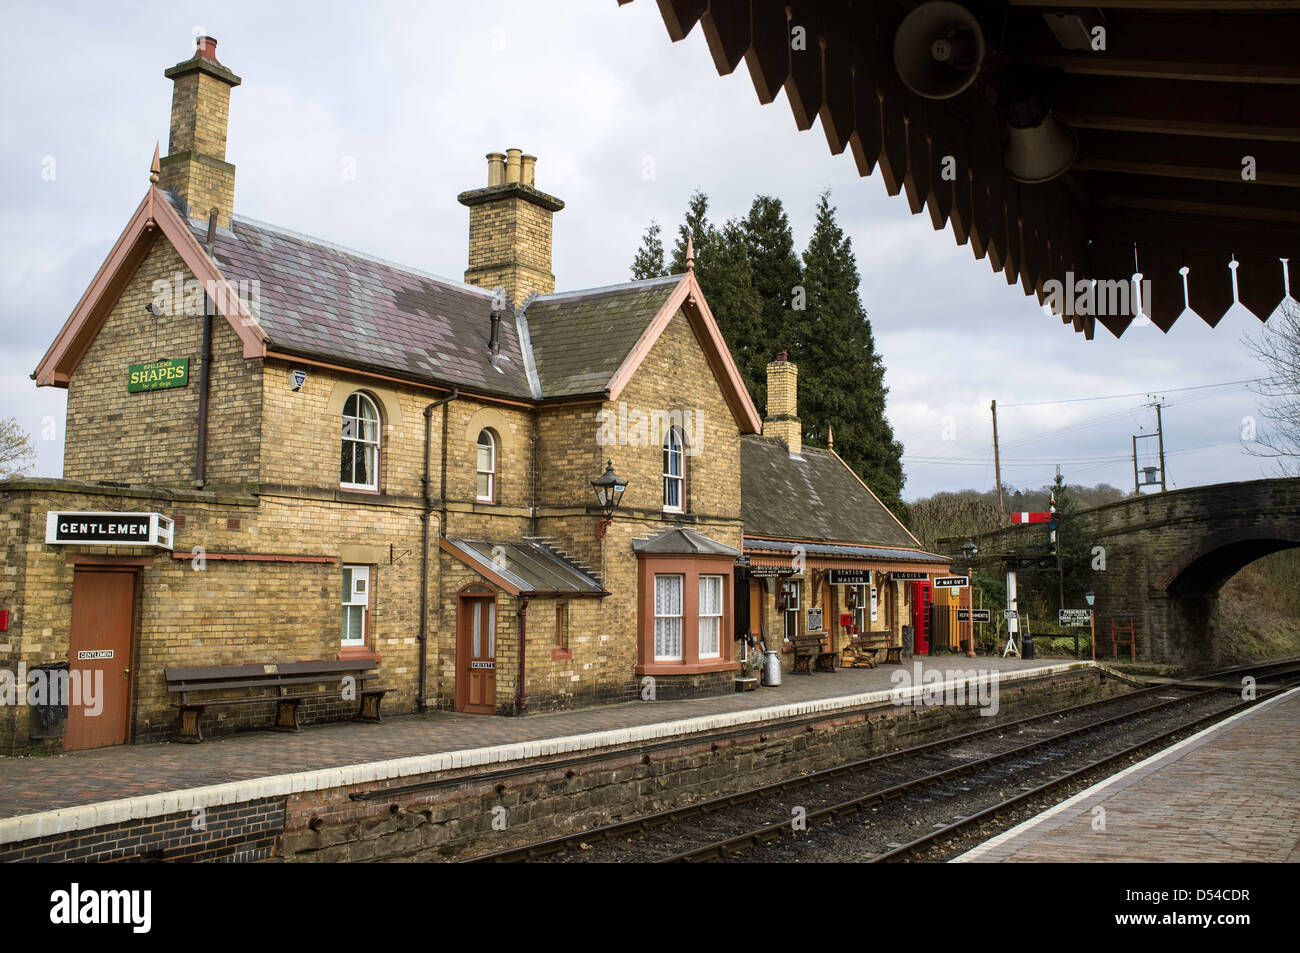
[762,650,782,687]
[29,661,69,739]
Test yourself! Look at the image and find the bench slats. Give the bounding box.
[165,659,386,743]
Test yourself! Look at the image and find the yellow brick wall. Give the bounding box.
[464,194,556,306]
[62,238,262,487]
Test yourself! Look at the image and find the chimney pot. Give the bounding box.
[520,154,537,187]
[195,36,219,63]
[486,152,506,186]
[775,349,788,362]
[505,148,522,184]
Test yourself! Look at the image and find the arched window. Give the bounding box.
[663,426,684,512]
[341,392,380,490]
[476,429,497,502]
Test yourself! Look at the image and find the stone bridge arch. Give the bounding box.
[966,478,1300,669]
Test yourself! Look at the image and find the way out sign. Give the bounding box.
[933,576,969,588]
[1059,609,1093,627]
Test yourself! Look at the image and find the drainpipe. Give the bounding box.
[194,208,218,488]
[419,388,458,710]
[516,595,530,714]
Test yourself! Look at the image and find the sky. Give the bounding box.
[1,0,1290,501]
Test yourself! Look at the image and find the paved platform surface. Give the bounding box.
[0,656,1067,823]
[954,686,1300,863]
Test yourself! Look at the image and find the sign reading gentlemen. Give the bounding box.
[45,512,175,550]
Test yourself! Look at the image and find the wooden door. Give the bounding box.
[748,580,765,642]
[65,570,136,751]
[456,595,497,713]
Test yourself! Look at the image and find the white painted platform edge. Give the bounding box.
[0,661,1090,846]
[951,683,1300,863]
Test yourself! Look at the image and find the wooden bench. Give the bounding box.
[844,632,903,668]
[791,634,837,674]
[165,660,386,743]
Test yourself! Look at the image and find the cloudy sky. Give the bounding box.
[1,0,1288,500]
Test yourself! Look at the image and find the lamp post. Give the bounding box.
[962,540,978,657]
[590,460,628,541]
[1085,587,1096,662]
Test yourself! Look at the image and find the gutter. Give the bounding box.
[419,388,458,710]
[194,209,218,488]
[517,595,530,714]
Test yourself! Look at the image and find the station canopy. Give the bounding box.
[627,1,1299,339]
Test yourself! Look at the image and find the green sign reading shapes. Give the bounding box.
[128,358,189,393]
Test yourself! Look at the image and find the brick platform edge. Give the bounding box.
[0,661,1093,860]
[951,684,1300,863]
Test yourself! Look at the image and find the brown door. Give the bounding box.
[65,570,136,751]
[748,580,765,642]
[456,595,496,714]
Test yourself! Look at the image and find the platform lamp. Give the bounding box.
[590,460,629,541]
[1085,588,1096,662]
[961,540,978,657]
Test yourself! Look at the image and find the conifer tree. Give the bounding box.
[629,221,668,280]
[799,191,905,511]
[740,195,803,365]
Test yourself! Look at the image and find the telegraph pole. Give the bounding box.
[1132,435,1139,495]
[991,400,1005,524]
[1155,402,1167,492]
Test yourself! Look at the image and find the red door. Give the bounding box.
[911,581,932,655]
[65,570,136,751]
[456,595,497,714]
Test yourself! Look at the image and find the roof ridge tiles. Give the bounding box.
[529,273,682,304]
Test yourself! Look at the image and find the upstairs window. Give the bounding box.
[341,392,380,490]
[476,429,497,502]
[662,426,684,512]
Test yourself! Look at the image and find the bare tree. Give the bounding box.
[1246,299,1300,476]
[0,417,36,478]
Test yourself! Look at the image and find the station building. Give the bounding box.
[0,39,948,754]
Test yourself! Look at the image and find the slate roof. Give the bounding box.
[631,528,740,556]
[741,436,922,550]
[524,276,681,397]
[743,538,948,565]
[444,539,605,596]
[175,195,682,402]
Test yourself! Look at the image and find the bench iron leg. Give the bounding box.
[176,705,205,744]
[355,690,386,724]
[274,698,303,733]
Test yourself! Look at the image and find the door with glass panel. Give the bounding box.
[456,592,497,713]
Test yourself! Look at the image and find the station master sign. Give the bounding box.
[45,512,174,550]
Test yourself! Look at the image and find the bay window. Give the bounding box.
[653,574,684,660]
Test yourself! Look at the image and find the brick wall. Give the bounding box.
[62,238,262,487]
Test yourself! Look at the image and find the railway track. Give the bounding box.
[463,659,1300,863]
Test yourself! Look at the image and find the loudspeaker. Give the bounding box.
[893,1,985,99]
[1003,117,1079,183]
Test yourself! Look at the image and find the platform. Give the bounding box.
[0,656,1084,844]
[954,685,1300,863]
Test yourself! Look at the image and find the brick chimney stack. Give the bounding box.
[765,350,802,456]
[158,36,241,227]
[457,149,565,308]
